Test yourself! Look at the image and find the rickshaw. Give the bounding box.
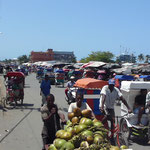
[140,75,150,81]
[74,78,129,147]
[43,68,55,85]
[55,69,65,87]
[114,75,135,105]
[36,67,44,82]
[120,81,150,144]
[4,72,25,108]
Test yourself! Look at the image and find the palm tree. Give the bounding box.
[138,54,144,63]
[145,55,150,63]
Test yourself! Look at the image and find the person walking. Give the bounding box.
[40,75,51,106]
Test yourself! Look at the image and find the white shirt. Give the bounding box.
[68,102,92,113]
[99,85,122,109]
[67,81,75,88]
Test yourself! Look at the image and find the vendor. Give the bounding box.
[41,94,66,150]
[68,91,95,119]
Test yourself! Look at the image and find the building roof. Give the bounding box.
[53,51,74,55]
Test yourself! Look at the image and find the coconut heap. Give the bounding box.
[48,108,127,150]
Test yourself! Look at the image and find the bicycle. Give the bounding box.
[111,116,129,147]
[102,113,129,148]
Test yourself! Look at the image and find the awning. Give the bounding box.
[74,78,108,89]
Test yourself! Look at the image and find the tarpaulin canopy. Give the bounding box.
[6,72,25,78]
[115,75,134,81]
[121,81,150,91]
[74,78,108,89]
[97,70,106,74]
[80,62,93,68]
[140,75,150,79]
[87,61,106,68]
[55,69,65,73]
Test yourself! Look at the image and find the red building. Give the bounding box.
[30,49,54,63]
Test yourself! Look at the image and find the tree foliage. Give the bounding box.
[145,55,150,63]
[138,54,144,62]
[80,51,114,63]
[18,55,30,64]
[71,56,77,63]
[3,59,12,64]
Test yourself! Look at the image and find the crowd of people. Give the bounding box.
[39,75,150,149]
[1,64,150,149]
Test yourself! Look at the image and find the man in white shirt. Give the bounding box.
[68,92,95,118]
[99,79,132,132]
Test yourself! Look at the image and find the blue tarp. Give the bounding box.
[73,71,81,74]
[55,69,65,73]
[115,75,134,80]
[140,75,150,79]
[46,68,53,72]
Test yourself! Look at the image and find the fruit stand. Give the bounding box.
[46,78,129,150]
[46,107,128,150]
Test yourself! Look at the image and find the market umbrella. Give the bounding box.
[87,61,106,68]
[97,70,106,74]
[74,78,108,89]
[63,65,75,69]
[80,62,93,68]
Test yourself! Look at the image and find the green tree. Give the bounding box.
[71,56,77,63]
[18,55,29,64]
[80,51,114,63]
[116,57,121,63]
[138,54,144,63]
[3,59,12,64]
[145,55,150,63]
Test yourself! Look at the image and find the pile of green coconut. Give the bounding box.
[48,108,128,150]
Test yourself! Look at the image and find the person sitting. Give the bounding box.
[41,94,66,150]
[83,70,95,78]
[5,77,14,88]
[133,89,147,126]
[68,91,95,119]
[65,76,76,100]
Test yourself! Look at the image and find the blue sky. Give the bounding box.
[0,0,150,61]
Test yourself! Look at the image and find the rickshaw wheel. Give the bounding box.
[1,97,7,108]
[13,98,17,108]
[55,81,57,87]
[4,97,16,109]
[5,97,9,105]
[62,82,64,88]
[4,97,11,107]
[115,132,129,147]
[21,99,23,105]
[120,119,131,140]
